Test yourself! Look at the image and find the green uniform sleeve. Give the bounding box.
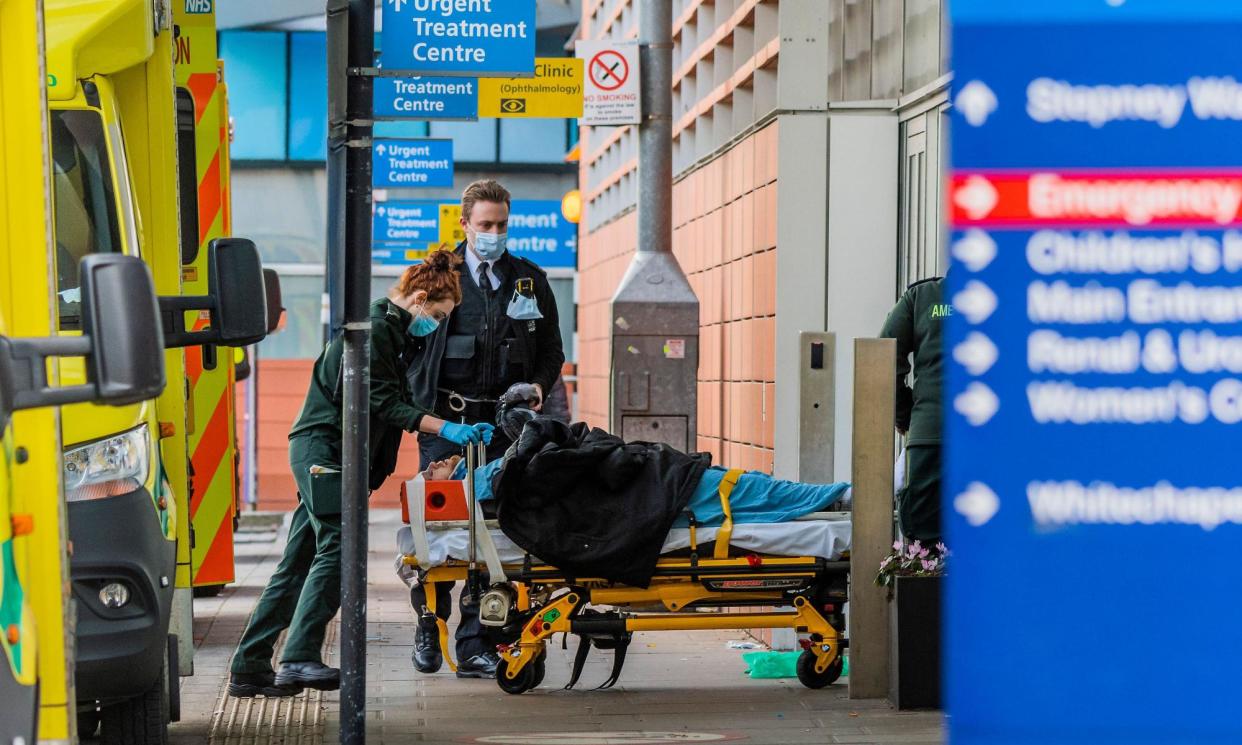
[880,291,915,433]
[369,321,430,433]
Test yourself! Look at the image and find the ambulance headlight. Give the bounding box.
[64,425,150,502]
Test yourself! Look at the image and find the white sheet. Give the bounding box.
[395,518,852,570]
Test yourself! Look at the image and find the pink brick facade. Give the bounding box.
[577,122,779,473]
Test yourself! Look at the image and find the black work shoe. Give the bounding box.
[227,671,299,698]
[275,661,340,691]
[456,652,500,679]
[413,615,443,674]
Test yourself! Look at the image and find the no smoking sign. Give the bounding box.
[590,50,630,91]
[576,40,641,125]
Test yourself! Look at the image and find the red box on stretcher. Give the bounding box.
[400,479,469,523]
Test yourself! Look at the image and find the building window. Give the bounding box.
[218,31,288,160]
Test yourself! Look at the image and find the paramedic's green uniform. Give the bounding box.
[880,277,946,545]
[232,299,432,673]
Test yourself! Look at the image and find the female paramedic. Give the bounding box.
[227,250,495,698]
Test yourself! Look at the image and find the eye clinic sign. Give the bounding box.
[478,58,584,118]
[381,0,536,78]
[576,40,641,126]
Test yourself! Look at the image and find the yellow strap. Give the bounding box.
[714,469,744,559]
[425,581,457,672]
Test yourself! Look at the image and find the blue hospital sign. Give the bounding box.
[947,2,1242,744]
[507,200,577,270]
[373,200,441,246]
[374,76,478,120]
[372,139,454,188]
[380,0,536,78]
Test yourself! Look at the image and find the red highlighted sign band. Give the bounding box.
[951,171,1242,229]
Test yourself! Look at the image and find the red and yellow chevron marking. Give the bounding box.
[176,6,240,588]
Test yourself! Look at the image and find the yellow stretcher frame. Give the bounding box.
[402,468,847,693]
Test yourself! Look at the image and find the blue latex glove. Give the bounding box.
[439,421,484,445]
[473,422,496,444]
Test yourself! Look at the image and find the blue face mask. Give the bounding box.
[472,230,507,261]
[407,307,440,337]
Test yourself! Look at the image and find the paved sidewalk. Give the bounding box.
[171,509,945,745]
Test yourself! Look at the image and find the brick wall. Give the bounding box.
[244,359,418,513]
[577,121,780,472]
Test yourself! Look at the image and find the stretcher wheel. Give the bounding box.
[796,650,844,689]
[497,654,546,695]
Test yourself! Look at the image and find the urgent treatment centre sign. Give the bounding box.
[372,139,454,188]
[381,0,536,77]
[374,76,478,119]
[946,2,1242,744]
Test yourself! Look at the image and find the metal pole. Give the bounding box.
[244,345,258,509]
[638,0,673,256]
[329,0,373,742]
[324,0,348,346]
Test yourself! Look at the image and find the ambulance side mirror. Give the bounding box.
[80,254,168,403]
[160,238,270,348]
[0,254,167,425]
[210,238,269,345]
[263,268,284,334]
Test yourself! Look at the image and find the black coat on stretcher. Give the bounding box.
[491,418,710,588]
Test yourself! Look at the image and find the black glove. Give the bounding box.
[499,382,541,409]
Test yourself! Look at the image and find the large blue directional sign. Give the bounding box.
[380,0,536,78]
[508,199,577,270]
[947,3,1242,744]
[374,76,478,120]
[372,139,454,188]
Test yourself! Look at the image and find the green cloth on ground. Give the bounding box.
[742,651,849,679]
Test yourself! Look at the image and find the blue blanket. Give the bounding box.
[452,461,847,527]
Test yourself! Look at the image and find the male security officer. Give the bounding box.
[881,276,947,547]
[407,179,564,678]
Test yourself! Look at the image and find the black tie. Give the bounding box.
[478,262,493,293]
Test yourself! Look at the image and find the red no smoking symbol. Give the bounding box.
[590,50,629,91]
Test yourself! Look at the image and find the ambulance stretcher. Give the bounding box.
[397,445,851,694]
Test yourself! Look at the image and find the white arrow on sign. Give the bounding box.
[387,0,408,11]
[956,80,998,127]
[953,280,998,325]
[955,482,1000,527]
[376,207,386,217]
[376,143,387,156]
[952,229,998,272]
[954,381,999,426]
[953,332,999,376]
[954,175,999,220]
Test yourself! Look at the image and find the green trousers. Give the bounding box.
[231,434,342,674]
[900,444,942,546]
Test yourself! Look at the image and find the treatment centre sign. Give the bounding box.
[372,139,454,187]
[381,0,536,77]
[946,2,1242,744]
[374,76,478,120]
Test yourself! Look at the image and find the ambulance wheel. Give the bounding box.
[100,665,169,745]
[796,650,844,689]
[497,654,545,695]
[77,709,101,739]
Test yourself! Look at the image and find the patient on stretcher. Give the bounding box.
[414,400,852,587]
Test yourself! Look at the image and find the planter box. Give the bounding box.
[888,574,942,710]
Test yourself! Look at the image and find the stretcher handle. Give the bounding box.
[714,469,744,560]
[465,441,482,602]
